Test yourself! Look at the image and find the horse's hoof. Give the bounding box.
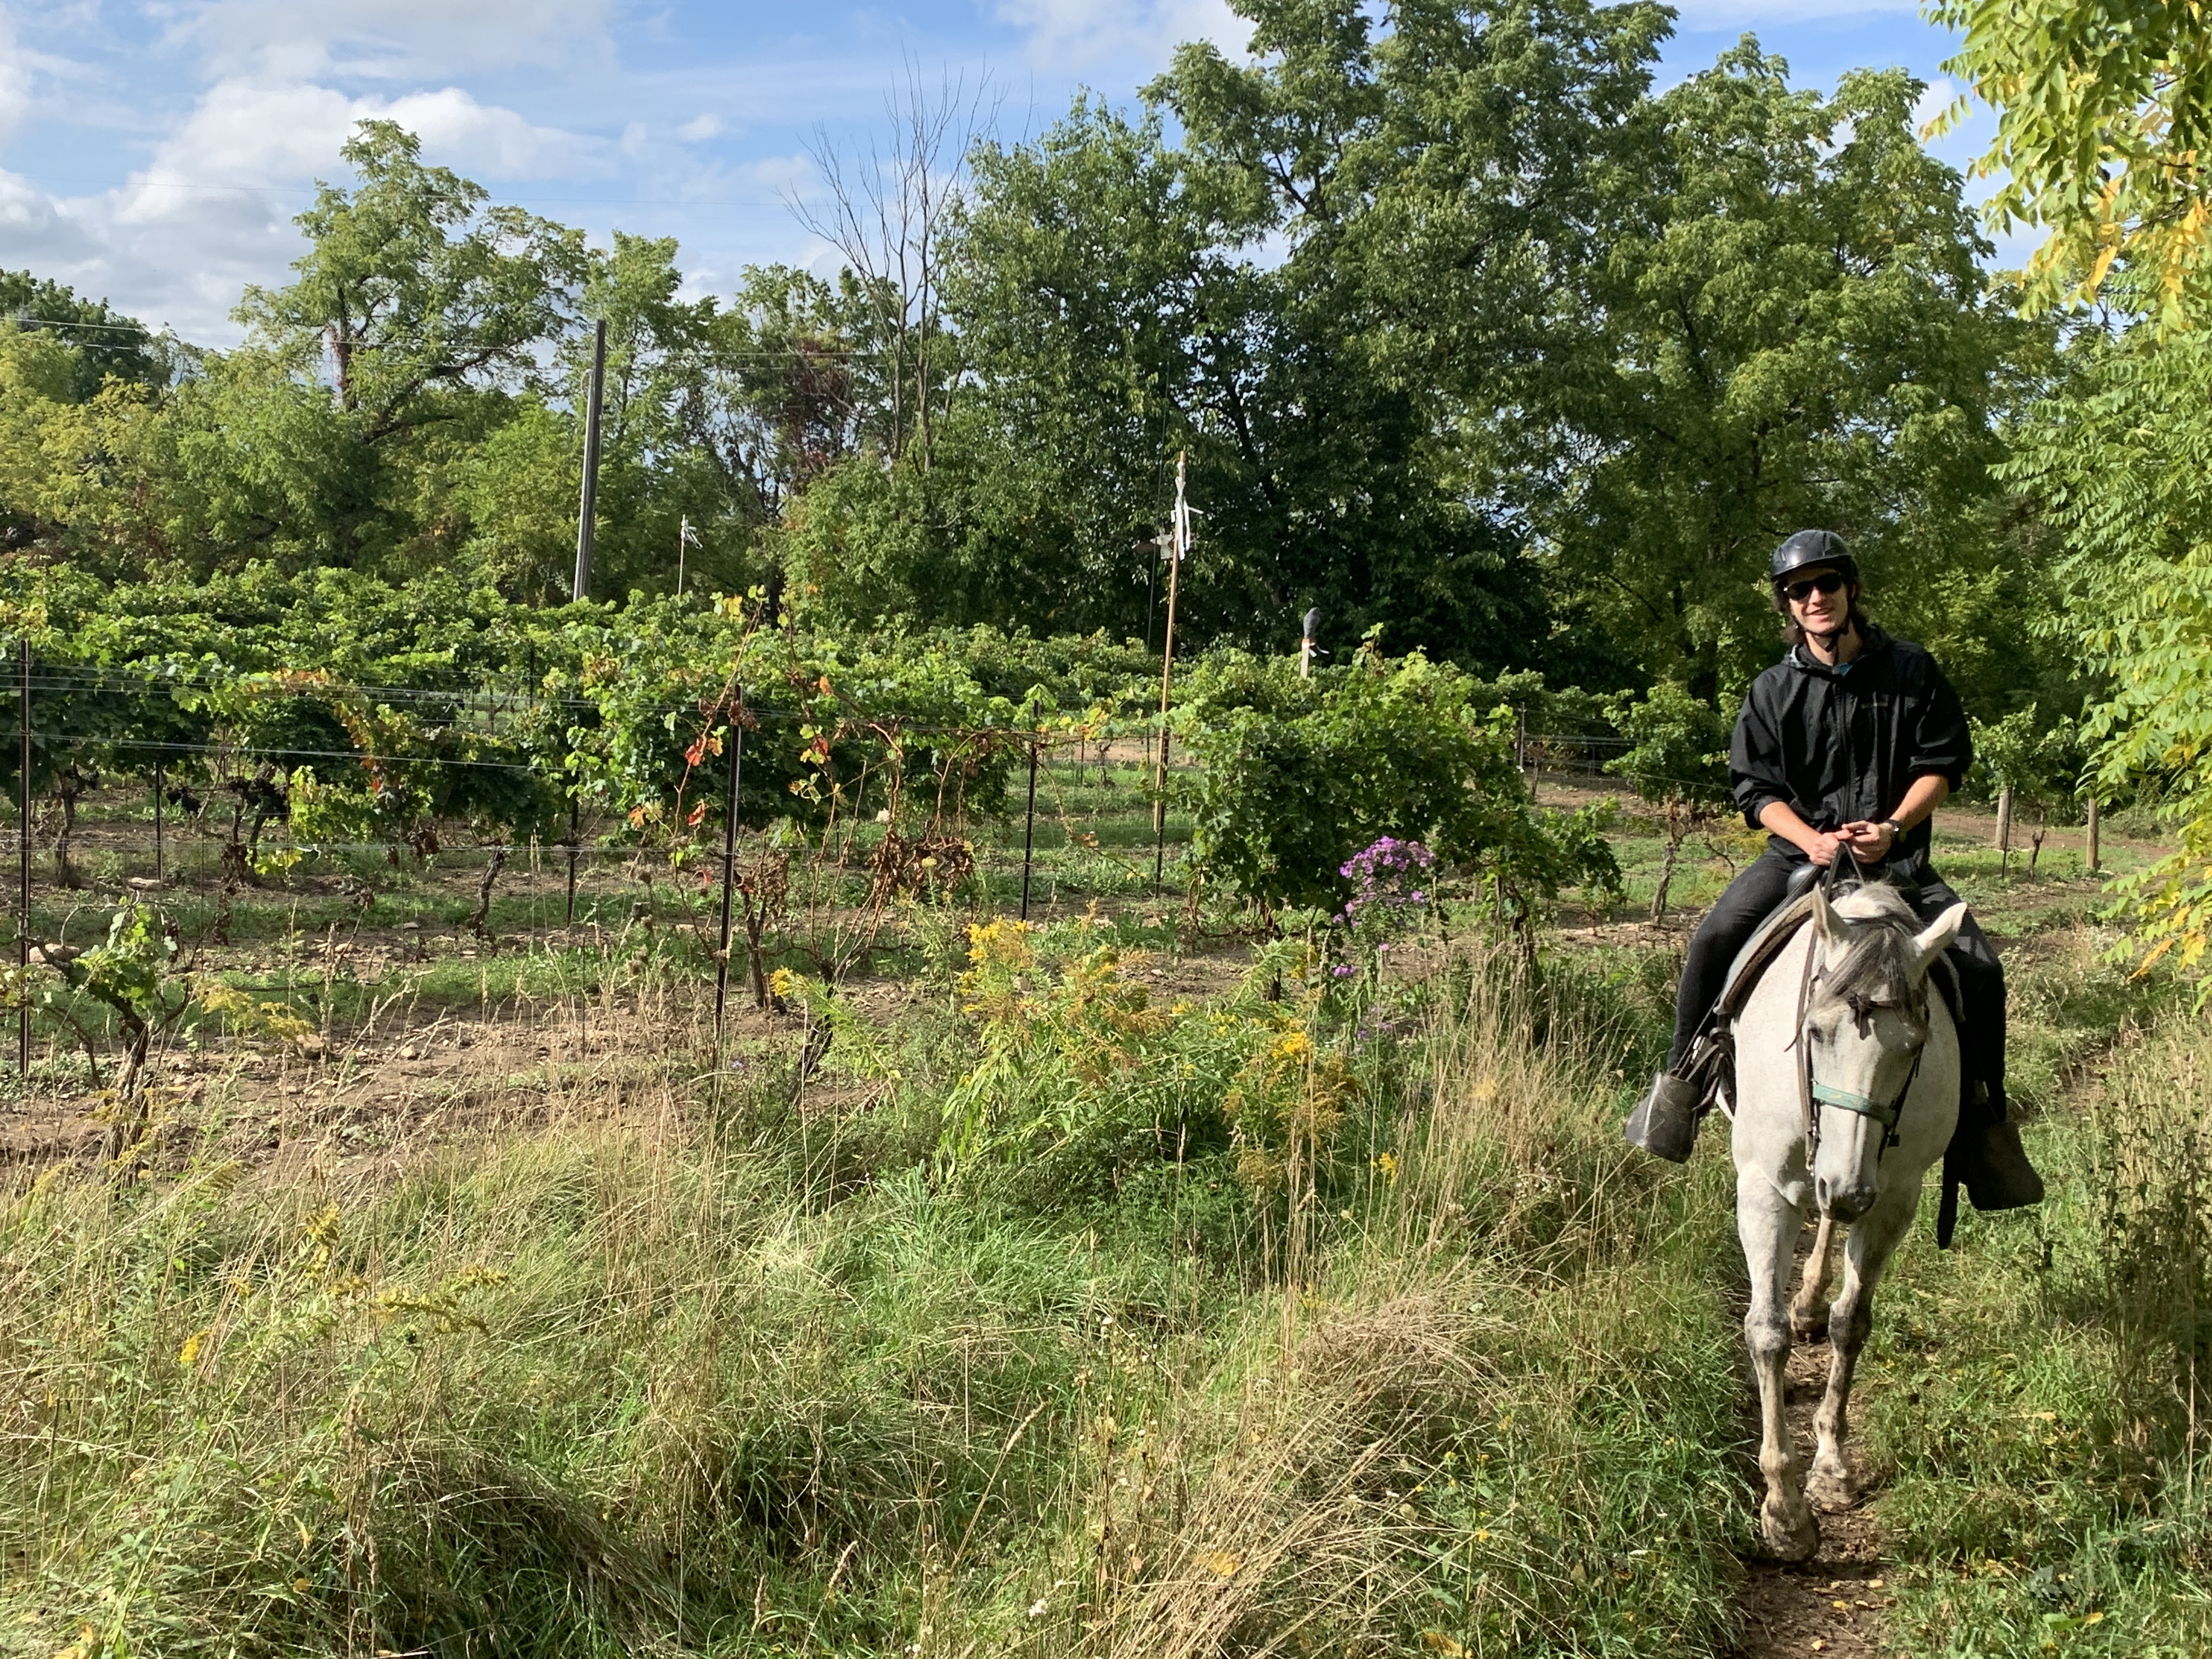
[1791,1307,1829,1342]
[1760,1496,1820,1561]
[1805,1466,1858,1514]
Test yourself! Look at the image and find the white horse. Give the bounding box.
[1728,881,1966,1559]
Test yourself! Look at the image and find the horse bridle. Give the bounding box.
[1792,857,1930,1169]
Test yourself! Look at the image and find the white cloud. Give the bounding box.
[992,0,1245,72]
[679,112,724,142]
[749,153,815,193]
[1911,76,1959,137]
[171,0,616,83]
[109,78,603,232]
[0,76,608,342]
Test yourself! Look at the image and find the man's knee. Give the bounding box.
[1695,853,1800,945]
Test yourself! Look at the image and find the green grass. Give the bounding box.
[1861,1000,2212,1656]
[5,787,2205,1656]
[0,930,1755,1658]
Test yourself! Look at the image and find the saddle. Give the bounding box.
[1678,863,1961,1118]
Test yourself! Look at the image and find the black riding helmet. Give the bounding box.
[1770,529,1858,588]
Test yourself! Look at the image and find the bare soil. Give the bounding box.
[1734,1335,1898,1657]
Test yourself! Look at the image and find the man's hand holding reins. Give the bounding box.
[1837,820,1897,860]
[1757,801,1847,866]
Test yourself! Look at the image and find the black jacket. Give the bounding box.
[1730,625,1972,867]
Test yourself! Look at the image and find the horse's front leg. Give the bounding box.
[1805,1194,1911,1513]
[1740,1174,1819,1559]
[1791,1212,1841,1340]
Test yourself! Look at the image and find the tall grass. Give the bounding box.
[0,937,1748,1658]
[1869,1007,2212,1656]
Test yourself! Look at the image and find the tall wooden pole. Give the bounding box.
[1153,453,1188,895]
[18,640,29,1076]
[565,796,579,923]
[573,318,607,603]
[1020,738,1040,922]
[153,757,164,882]
[2085,795,2102,875]
[714,693,744,1043]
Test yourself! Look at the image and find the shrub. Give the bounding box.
[1174,649,1620,919]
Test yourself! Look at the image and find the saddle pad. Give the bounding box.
[1712,888,1967,1031]
[1714,889,1818,1025]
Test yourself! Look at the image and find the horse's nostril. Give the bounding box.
[1825,1182,1877,1220]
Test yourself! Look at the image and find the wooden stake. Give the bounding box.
[18,640,28,1077]
[714,692,744,1044]
[573,318,607,602]
[2086,795,2102,874]
[565,796,579,923]
[1153,452,1187,894]
[1020,738,1040,922]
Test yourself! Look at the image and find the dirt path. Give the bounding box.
[1734,1336,1899,1656]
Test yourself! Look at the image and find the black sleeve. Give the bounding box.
[1907,657,1973,789]
[1731,678,1791,830]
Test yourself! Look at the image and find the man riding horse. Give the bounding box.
[1627,529,2044,1213]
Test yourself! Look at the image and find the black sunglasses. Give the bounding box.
[1782,571,1848,602]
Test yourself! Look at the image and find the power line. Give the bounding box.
[3,314,893,360]
[3,317,155,339]
[13,176,801,211]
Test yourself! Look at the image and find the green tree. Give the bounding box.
[143,120,589,576]
[238,121,583,442]
[1931,0,2212,323]
[2003,322,2212,977]
[930,0,1661,664]
[1536,45,2042,697]
[0,327,155,560]
[0,271,170,399]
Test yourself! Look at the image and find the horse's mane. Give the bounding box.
[1820,883,1925,1011]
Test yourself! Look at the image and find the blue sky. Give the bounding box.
[0,1,1999,343]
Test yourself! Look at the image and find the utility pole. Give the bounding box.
[573,318,607,603]
[677,515,698,598]
[1153,453,1189,893]
[1300,607,1321,679]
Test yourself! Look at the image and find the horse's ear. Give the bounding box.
[1911,902,1969,975]
[1812,884,1839,943]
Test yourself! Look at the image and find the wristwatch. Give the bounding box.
[1879,818,1904,840]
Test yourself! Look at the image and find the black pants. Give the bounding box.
[1666,845,2007,1118]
